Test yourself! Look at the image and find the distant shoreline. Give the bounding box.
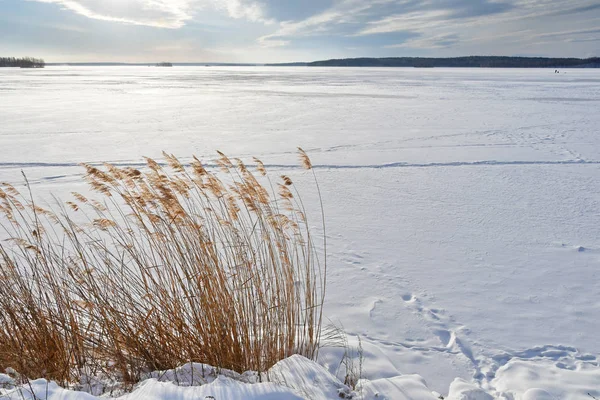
[301,56,600,68]
[41,56,600,69]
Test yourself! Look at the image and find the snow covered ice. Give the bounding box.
[1,66,600,399]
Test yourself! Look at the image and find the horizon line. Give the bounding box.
[40,55,599,65]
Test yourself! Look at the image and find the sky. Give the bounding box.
[0,0,599,63]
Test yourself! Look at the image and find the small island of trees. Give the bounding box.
[0,57,45,68]
[156,62,173,67]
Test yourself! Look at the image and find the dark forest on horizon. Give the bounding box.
[305,56,600,68]
[0,57,45,68]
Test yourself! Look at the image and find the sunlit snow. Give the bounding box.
[1,66,599,399]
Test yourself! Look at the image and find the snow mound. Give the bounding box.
[1,376,302,400]
[144,362,258,386]
[1,380,97,400]
[0,373,15,385]
[120,376,303,400]
[522,388,557,400]
[357,375,439,400]
[447,378,493,400]
[3,355,600,399]
[269,354,441,399]
[0,373,16,392]
[493,358,600,400]
[0,355,450,400]
[268,354,352,398]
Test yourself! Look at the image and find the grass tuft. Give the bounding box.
[0,150,325,388]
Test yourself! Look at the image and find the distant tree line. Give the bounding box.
[0,57,45,68]
[308,56,600,68]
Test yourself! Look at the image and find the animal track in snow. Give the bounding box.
[401,294,416,302]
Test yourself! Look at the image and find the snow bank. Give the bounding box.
[447,378,493,400]
[268,354,352,399]
[493,358,600,400]
[269,354,441,399]
[120,377,303,400]
[0,356,444,400]
[1,380,97,400]
[0,377,302,400]
[0,373,15,390]
[357,375,439,400]
[2,355,600,399]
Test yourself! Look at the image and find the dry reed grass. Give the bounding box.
[0,149,325,387]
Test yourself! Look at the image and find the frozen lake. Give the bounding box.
[1,66,600,397]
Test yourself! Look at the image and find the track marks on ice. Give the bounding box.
[2,158,599,172]
[396,292,481,378]
[353,289,599,394]
[351,289,482,382]
[485,345,598,378]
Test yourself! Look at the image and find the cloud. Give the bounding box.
[257,0,374,47]
[385,33,461,49]
[258,0,600,54]
[357,9,454,36]
[211,0,273,24]
[28,0,271,28]
[258,0,517,48]
[534,28,600,39]
[13,0,600,60]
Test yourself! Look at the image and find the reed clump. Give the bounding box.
[0,149,325,387]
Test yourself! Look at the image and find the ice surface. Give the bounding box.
[1,66,600,398]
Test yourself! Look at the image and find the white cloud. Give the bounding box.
[385,33,459,50]
[257,37,290,47]
[20,0,600,58]
[257,0,376,47]
[354,0,600,52]
[28,0,270,28]
[258,10,343,46]
[357,10,454,36]
[211,0,272,24]
[257,0,600,55]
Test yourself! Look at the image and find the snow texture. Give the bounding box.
[1,66,600,399]
[0,377,303,400]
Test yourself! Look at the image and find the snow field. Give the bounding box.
[1,66,599,399]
